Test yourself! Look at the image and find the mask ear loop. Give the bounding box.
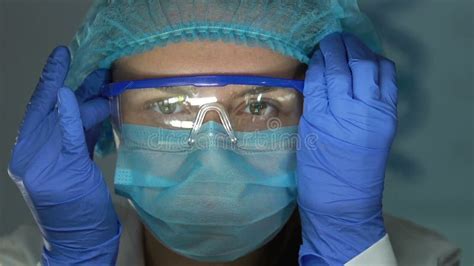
[188,102,238,145]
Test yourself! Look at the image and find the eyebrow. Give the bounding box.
[235,86,279,98]
[146,85,279,97]
[150,85,196,95]
[131,86,280,98]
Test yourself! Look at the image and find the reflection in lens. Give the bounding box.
[117,85,302,132]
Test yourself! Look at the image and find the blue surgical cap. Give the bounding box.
[65,0,381,157]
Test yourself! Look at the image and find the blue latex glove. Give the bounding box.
[8,47,121,265]
[74,68,112,158]
[297,32,398,265]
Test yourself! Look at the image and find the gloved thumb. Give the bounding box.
[57,87,87,154]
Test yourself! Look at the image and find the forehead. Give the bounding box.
[112,41,307,81]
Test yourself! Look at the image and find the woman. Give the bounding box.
[7,1,398,265]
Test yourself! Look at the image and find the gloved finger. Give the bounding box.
[80,98,111,130]
[343,33,381,101]
[304,50,327,113]
[319,32,352,100]
[378,55,398,108]
[75,69,111,104]
[19,46,70,140]
[57,87,87,154]
[85,124,102,159]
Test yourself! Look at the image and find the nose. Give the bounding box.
[188,103,237,145]
[201,110,222,124]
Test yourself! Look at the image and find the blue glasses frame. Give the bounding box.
[102,75,304,97]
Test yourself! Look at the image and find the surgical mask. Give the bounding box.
[104,75,304,262]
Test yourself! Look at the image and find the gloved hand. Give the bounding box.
[8,46,121,265]
[297,32,398,265]
[74,68,112,159]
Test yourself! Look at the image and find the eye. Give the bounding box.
[147,96,185,115]
[244,100,275,116]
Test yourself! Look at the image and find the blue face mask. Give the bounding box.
[114,121,297,262]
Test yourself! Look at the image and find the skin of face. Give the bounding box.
[112,40,307,266]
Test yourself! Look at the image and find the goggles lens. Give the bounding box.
[106,76,303,147]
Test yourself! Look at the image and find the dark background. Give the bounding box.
[0,0,472,264]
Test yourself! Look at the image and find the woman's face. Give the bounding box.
[112,41,307,264]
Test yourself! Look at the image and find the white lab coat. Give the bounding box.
[0,191,460,265]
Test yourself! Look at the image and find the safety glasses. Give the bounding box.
[103,75,304,145]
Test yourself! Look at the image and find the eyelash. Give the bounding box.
[144,96,185,108]
[144,96,280,115]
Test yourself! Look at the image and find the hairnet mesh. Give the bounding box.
[65,0,380,157]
